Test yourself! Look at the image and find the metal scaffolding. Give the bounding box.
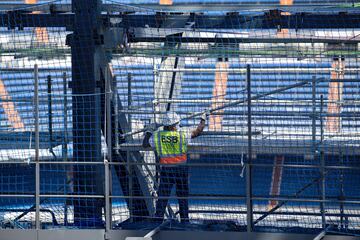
[0,1,359,240]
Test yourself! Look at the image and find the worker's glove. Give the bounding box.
[201,109,210,121]
[145,123,157,134]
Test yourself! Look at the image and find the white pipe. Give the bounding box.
[155,68,360,73]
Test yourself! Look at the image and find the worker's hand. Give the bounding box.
[201,109,210,121]
[145,123,157,134]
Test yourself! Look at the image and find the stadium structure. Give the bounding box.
[0,0,360,239]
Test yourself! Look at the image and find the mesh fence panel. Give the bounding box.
[0,0,359,235]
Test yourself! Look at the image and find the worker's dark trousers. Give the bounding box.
[155,165,189,222]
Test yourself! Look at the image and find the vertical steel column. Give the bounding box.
[34,64,40,230]
[127,73,132,129]
[246,64,253,232]
[104,160,111,237]
[47,75,53,149]
[63,72,69,226]
[71,0,103,227]
[63,72,68,162]
[113,76,119,154]
[311,76,317,213]
[320,94,326,228]
[312,76,316,152]
[320,95,324,146]
[127,73,133,222]
[105,67,112,235]
[339,152,345,229]
[313,77,326,229]
[127,151,133,222]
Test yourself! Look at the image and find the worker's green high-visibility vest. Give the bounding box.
[153,131,187,165]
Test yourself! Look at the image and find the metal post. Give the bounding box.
[312,76,316,154]
[113,76,119,154]
[246,64,253,232]
[105,67,113,235]
[63,72,69,226]
[62,72,73,226]
[127,151,133,222]
[70,0,103,227]
[313,77,322,227]
[312,77,323,227]
[104,160,111,236]
[47,75,53,149]
[34,64,40,230]
[127,73,134,222]
[320,94,326,228]
[320,95,324,144]
[63,72,68,162]
[127,73,132,131]
[339,151,345,229]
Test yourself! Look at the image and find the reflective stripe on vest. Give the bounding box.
[154,131,187,164]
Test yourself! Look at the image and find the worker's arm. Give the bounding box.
[142,131,152,148]
[142,123,157,148]
[191,111,209,139]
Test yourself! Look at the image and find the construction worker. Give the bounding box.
[142,111,208,223]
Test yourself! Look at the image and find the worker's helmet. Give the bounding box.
[163,111,181,127]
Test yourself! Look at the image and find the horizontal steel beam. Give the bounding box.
[110,195,360,204]
[189,209,360,218]
[123,3,358,13]
[118,110,359,118]
[154,68,360,73]
[0,3,131,13]
[0,11,359,30]
[118,140,360,156]
[2,161,360,170]
[0,3,73,13]
[2,67,357,74]
[122,14,360,29]
[2,229,357,240]
[130,36,360,44]
[0,3,357,13]
[0,13,74,29]
[1,193,360,203]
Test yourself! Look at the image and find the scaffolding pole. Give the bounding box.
[34,64,40,231]
[47,75,53,151]
[320,94,326,229]
[154,67,360,73]
[246,64,253,232]
[105,66,113,237]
